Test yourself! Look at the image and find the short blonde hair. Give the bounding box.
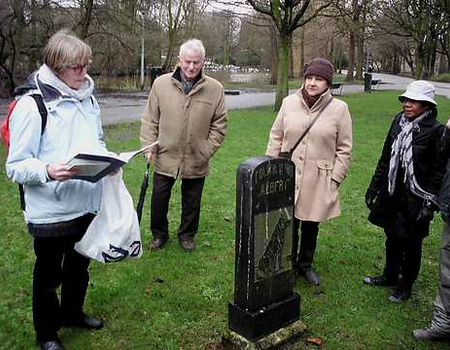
[44,29,92,73]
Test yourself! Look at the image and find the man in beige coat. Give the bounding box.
[266,58,352,285]
[140,39,228,251]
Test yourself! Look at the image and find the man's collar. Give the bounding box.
[172,67,203,86]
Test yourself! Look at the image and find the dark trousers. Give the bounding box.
[151,173,205,239]
[293,219,320,272]
[33,230,90,342]
[383,228,424,289]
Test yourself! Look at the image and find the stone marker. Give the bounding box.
[228,156,302,344]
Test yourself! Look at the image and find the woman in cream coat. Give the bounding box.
[266,58,353,285]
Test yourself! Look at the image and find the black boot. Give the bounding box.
[388,285,411,302]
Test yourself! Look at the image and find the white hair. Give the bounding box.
[179,39,205,59]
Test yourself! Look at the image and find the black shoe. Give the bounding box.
[413,325,450,341]
[388,287,411,302]
[148,238,168,250]
[62,315,104,330]
[39,340,64,350]
[363,275,396,286]
[178,234,196,252]
[299,268,320,285]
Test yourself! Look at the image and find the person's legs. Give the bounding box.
[364,228,401,286]
[388,235,424,302]
[439,222,450,311]
[297,221,320,285]
[178,177,205,250]
[33,237,64,343]
[150,173,176,248]
[414,222,450,340]
[414,295,450,340]
[297,221,319,273]
[60,234,91,321]
[292,218,300,270]
[384,229,403,281]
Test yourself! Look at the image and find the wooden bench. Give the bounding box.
[371,79,381,89]
[331,83,343,95]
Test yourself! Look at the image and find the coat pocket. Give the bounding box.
[317,159,333,171]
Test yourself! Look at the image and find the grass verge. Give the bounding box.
[1,91,449,349]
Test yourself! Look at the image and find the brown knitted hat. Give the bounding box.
[303,58,334,84]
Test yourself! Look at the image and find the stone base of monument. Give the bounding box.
[224,318,306,350]
[228,293,301,342]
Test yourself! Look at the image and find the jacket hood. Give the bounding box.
[13,70,64,103]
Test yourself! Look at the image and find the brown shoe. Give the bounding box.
[179,236,195,252]
[149,238,168,250]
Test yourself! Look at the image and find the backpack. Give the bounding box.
[1,94,48,152]
[1,94,48,210]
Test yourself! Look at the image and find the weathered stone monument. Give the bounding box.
[227,156,304,348]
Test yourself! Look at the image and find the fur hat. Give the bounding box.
[303,58,334,84]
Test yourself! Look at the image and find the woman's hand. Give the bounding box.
[365,187,378,210]
[46,164,78,181]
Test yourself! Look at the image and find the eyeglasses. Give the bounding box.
[66,61,91,74]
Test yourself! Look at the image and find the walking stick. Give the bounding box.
[136,162,150,224]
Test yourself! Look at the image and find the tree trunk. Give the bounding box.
[274,33,290,111]
[355,31,364,80]
[299,27,305,77]
[415,44,426,79]
[163,29,176,72]
[346,29,355,81]
[289,42,294,78]
[78,0,94,39]
[270,21,278,85]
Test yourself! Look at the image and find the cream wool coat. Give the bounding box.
[140,69,228,179]
[266,89,352,222]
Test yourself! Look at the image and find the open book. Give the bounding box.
[67,141,159,182]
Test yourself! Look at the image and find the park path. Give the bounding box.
[1,73,450,125]
[93,73,450,125]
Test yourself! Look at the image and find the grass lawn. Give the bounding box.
[1,90,450,349]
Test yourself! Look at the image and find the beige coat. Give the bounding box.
[266,89,352,222]
[140,69,228,179]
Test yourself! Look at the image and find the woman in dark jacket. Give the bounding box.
[364,80,446,302]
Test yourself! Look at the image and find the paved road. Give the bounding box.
[1,73,450,125]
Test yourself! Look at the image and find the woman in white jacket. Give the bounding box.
[6,30,107,350]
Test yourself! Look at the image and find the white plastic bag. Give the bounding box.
[75,170,142,263]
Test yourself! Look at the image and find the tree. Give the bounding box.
[246,0,331,111]
[378,0,450,79]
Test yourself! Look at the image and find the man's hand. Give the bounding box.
[144,151,154,163]
[46,164,78,181]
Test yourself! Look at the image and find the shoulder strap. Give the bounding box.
[288,97,334,158]
[18,94,48,211]
[30,94,48,135]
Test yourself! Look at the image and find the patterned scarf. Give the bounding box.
[388,109,436,203]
